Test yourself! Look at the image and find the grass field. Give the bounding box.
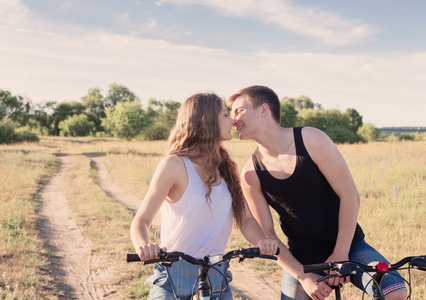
[0,137,425,299]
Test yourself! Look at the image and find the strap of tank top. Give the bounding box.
[182,156,197,180]
[293,126,309,157]
[251,148,264,176]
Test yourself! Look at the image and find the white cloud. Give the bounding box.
[114,13,130,24]
[0,0,424,127]
[147,18,157,30]
[159,0,379,46]
[60,1,73,12]
[0,0,29,26]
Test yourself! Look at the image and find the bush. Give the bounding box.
[144,122,169,140]
[59,114,95,136]
[0,117,16,144]
[358,123,381,142]
[102,102,151,140]
[14,127,39,143]
[0,117,39,144]
[325,126,358,144]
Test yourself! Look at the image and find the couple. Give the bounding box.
[130,86,406,300]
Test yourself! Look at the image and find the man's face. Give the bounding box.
[231,95,260,140]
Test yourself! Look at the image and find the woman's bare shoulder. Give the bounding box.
[158,154,186,172]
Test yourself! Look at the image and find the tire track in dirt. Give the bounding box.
[39,154,117,299]
[90,156,281,300]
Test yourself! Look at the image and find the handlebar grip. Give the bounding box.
[126,253,141,263]
[411,256,426,271]
[247,247,261,255]
[303,262,332,273]
[248,247,280,255]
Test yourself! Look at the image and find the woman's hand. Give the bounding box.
[137,243,167,262]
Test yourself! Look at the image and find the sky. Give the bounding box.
[1,0,425,127]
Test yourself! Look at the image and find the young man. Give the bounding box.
[228,85,406,300]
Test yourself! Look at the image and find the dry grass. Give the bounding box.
[0,143,60,299]
[0,137,424,299]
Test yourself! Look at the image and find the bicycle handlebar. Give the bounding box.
[126,247,280,265]
[303,255,426,276]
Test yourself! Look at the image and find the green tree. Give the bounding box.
[29,101,57,135]
[102,101,151,140]
[51,101,85,136]
[162,100,181,129]
[0,89,32,126]
[59,114,95,137]
[144,99,180,140]
[104,84,139,109]
[358,123,381,142]
[281,95,315,111]
[81,88,105,132]
[298,109,358,143]
[280,101,298,127]
[345,108,363,133]
[297,108,325,128]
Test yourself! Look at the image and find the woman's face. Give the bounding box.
[218,101,235,141]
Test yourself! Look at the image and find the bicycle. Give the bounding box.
[127,247,280,300]
[303,255,426,300]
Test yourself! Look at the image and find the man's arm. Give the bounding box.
[238,197,278,256]
[241,158,332,299]
[303,127,360,285]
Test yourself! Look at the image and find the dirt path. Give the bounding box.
[90,156,281,299]
[39,154,116,299]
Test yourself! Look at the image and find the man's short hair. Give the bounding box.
[228,85,281,124]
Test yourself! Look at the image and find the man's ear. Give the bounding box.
[260,103,269,116]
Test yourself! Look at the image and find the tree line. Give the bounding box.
[0,84,419,144]
[1,84,180,144]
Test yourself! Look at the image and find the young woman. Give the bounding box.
[130,93,277,299]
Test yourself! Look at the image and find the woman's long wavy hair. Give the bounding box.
[167,93,245,228]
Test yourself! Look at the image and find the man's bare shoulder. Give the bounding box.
[241,156,260,186]
[301,127,335,148]
[241,156,255,173]
[301,126,340,163]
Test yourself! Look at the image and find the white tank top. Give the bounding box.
[159,156,233,258]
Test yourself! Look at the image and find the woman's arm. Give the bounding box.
[130,155,186,261]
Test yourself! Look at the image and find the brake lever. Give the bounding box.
[316,274,341,284]
[334,263,357,277]
[143,259,163,265]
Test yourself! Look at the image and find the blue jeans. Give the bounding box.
[281,240,406,299]
[148,260,233,300]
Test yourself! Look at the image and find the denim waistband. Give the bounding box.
[147,259,233,299]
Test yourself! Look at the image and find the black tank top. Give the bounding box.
[252,127,364,264]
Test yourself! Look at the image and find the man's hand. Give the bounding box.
[325,253,351,286]
[300,273,333,300]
